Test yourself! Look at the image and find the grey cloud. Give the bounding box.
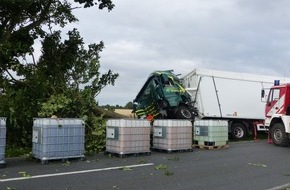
[71,0,290,105]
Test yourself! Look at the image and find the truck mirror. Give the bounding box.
[261,89,265,98]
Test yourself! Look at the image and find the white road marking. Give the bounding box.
[0,163,154,182]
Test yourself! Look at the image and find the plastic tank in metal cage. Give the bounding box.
[106,119,151,156]
[193,120,228,146]
[152,119,193,152]
[0,117,6,168]
[32,118,85,164]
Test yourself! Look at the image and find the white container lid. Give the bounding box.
[33,118,84,126]
[194,120,228,127]
[154,119,192,127]
[106,119,150,127]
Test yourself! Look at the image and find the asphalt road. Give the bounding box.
[1,140,290,190]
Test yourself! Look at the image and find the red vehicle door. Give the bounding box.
[265,86,286,118]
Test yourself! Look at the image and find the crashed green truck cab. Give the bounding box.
[133,70,197,120]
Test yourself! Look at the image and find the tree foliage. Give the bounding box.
[124,102,133,109]
[0,0,118,153]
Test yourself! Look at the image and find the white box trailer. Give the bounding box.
[181,68,290,139]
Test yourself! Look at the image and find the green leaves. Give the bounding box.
[155,164,167,170]
[74,0,115,10]
[155,164,174,176]
[18,171,31,178]
[85,115,107,155]
[38,94,72,117]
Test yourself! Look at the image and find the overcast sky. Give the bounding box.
[70,0,290,106]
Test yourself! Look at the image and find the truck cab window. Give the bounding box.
[268,89,280,103]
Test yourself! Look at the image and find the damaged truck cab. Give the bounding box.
[133,70,196,120]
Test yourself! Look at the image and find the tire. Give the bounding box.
[231,122,247,140]
[175,106,194,119]
[270,123,290,147]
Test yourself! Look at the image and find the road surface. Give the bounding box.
[1,140,290,190]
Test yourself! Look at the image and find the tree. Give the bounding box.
[0,0,118,153]
[124,101,133,109]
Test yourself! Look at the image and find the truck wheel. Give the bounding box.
[271,123,290,147]
[231,123,247,140]
[175,106,193,119]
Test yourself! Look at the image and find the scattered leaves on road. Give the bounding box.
[63,161,71,166]
[6,187,16,190]
[1,173,7,178]
[164,170,174,176]
[18,171,31,178]
[155,164,174,176]
[155,164,167,170]
[113,185,119,189]
[138,158,147,164]
[247,163,267,167]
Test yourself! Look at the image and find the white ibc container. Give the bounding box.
[153,119,192,151]
[0,117,6,167]
[32,118,85,164]
[106,119,151,155]
[193,120,228,146]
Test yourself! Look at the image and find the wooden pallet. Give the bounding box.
[192,144,230,150]
[104,151,151,158]
[151,148,193,154]
[35,156,85,165]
